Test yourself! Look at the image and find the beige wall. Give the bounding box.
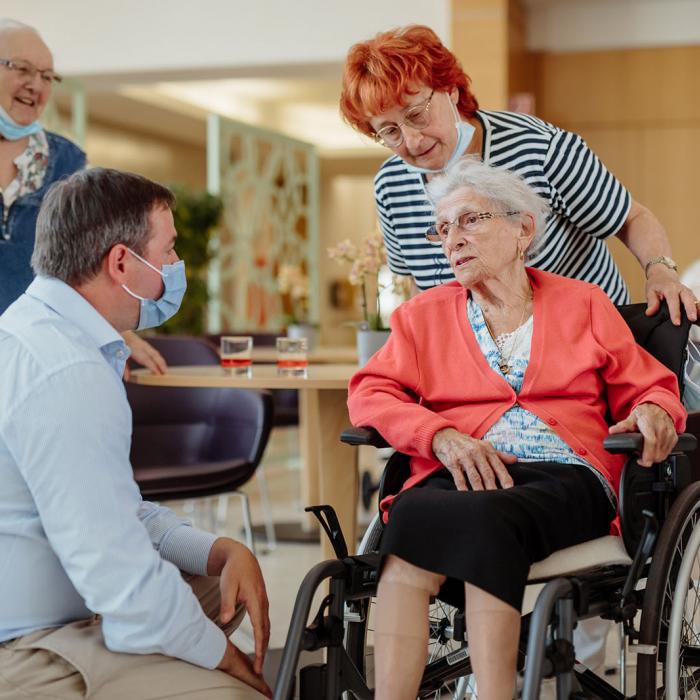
[85,121,207,190]
[533,46,700,302]
[318,155,387,345]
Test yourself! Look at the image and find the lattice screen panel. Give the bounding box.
[207,114,319,333]
[42,78,86,147]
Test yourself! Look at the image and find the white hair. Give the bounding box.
[426,156,551,260]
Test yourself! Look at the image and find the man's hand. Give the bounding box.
[432,428,516,491]
[645,267,698,326]
[217,639,271,698]
[608,403,677,467]
[121,331,168,376]
[208,538,270,678]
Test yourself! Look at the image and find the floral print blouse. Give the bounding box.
[2,130,49,224]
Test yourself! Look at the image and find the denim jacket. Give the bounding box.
[0,131,86,313]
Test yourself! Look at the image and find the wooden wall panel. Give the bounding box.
[451,0,509,110]
[535,47,700,302]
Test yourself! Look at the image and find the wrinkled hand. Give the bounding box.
[432,428,516,491]
[208,538,270,681]
[608,403,677,467]
[645,267,698,326]
[217,640,271,698]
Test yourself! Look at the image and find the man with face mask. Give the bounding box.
[0,168,272,699]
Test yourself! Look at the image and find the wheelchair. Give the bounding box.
[273,305,700,700]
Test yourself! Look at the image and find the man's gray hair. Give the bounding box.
[32,168,175,285]
[426,156,551,259]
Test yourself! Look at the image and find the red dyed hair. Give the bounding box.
[340,25,479,137]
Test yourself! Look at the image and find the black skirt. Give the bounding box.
[379,462,616,611]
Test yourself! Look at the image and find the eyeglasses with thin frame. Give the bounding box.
[425,210,520,244]
[374,90,435,147]
[0,58,62,85]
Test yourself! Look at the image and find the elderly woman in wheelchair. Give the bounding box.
[343,158,687,700]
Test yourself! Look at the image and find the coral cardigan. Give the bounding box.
[347,269,687,525]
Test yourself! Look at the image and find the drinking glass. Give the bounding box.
[276,337,308,376]
[220,336,253,376]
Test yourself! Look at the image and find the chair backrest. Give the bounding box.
[126,383,274,484]
[138,335,219,366]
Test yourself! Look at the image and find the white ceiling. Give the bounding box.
[46,0,700,155]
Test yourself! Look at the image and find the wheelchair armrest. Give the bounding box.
[603,431,697,454]
[340,426,390,448]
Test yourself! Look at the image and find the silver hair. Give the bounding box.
[32,168,175,285]
[426,156,551,260]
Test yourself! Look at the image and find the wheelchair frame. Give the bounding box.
[273,431,699,700]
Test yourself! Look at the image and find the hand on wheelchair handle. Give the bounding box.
[432,427,516,491]
[608,402,677,467]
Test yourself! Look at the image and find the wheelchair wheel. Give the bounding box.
[636,480,700,698]
[344,514,472,699]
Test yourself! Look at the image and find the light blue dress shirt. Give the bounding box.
[0,277,226,669]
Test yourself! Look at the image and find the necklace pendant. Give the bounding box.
[499,360,511,374]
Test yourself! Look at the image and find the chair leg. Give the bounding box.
[206,498,217,532]
[216,494,229,533]
[255,465,277,550]
[236,491,256,555]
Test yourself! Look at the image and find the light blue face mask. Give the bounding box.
[121,248,187,331]
[0,104,42,140]
[404,93,475,175]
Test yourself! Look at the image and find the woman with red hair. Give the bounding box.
[340,25,697,325]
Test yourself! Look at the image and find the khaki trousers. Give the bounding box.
[0,575,262,700]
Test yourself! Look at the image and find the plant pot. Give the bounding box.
[287,323,317,351]
[357,329,391,366]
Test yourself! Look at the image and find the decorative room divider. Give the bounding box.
[42,78,87,147]
[206,113,320,333]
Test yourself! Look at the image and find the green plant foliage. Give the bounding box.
[159,187,223,336]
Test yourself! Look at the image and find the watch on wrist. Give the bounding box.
[644,255,678,278]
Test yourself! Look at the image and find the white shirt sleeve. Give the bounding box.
[3,361,226,669]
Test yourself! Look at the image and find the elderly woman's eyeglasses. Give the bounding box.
[425,210,520,243]
[0,58,62,85]
[374,90,434,147]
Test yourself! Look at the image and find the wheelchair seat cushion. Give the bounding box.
[527,534,631,581]
[379,463,615,611]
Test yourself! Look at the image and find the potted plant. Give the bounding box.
[277,263,317,349]
[328,234,392,365]
[160,187,223,336]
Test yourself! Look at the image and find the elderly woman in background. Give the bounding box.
[340,25,697,326]
[347,158,686,700]
[0,18,165,372]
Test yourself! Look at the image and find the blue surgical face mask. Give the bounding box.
[121,248,187,330]
[404,93,475,175]
[0,104,42,140]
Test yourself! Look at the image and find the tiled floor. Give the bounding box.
[168,425,641,696]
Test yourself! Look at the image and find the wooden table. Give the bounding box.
[130,364,359,559]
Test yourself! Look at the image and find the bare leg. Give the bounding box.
[464,582,520,700]
[374,555,445,700]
